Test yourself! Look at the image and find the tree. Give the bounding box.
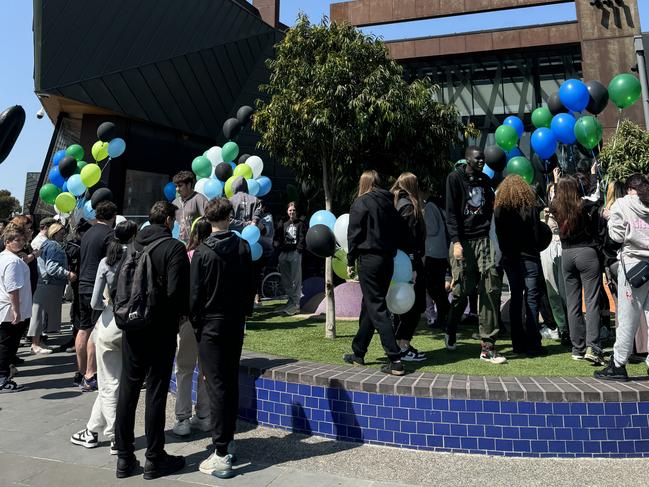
[0,190,21,220]
[600,120,649,182]
[254,16,465,338]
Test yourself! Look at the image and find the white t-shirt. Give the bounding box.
[31,233,47,251]
[0,250,32,323]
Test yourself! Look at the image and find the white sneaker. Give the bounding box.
[70,428,98,448]
[189,415,211,432]
[172,418,191,436]
[31,345,53,355]
[480,348,507,364]
[539,326,560,340]
[109,440,117,455]
[199,451,235,478]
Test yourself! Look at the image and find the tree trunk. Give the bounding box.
[322,160,336,339]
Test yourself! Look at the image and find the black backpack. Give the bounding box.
[113,237,172,331]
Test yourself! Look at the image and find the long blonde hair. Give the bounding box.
[391,172,424,223]
[357,170,381,197]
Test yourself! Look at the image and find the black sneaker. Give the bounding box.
[72,372,83,387]
[380,361,405,376]
[143,453,186,480]
[81,374,98,392]
[594,361,629,381]
[116,456,140,478]
[343,354,365,366]
[10,356,24,365]
[401,346,426,362]
[560,330,571,347]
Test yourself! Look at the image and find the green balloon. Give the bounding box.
[574,115,602,150]
[192,156,212,179]
[608,73,641,109]
[221,141,239,163]
[532,107,553,129]
[80,163,102,188]
[39,183,61,205]
[233,163,253,180]
[224,176,236,198]
[495,125,518,152]
[332,249,349,280]
[506,156,534,185]
[55,192,76,214]
[76,160,87,174]
[91,140,109,162]
[66,144,85,161]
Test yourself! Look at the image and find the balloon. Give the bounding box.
[484,146,506,172]
[49,167,65,188]
[229,161,236,170]
[237,105,255,126]
[503,116,524,138]
[83,199,96,220]
[386,282,416,315]
[39,183,61,205]
[250,242,263,261]
[58,156,77,178]
[574,115,603,150]
[97,122,116,142]
[80,163,102,188]
[172,221,180,240]
[306,224,336,258]
[559,79,589,112]
[91,140,109,161]
[204,178,224,199]
[107,138,126,158]
[506,156,534,185]
[550,113,577,144]
[482,165,495,179]
[76,160,87,173]
[53,149,66,166]
[62,182,68,193]
[393,250,413,283]
[531,107,553,129]
[246,155,264,178]
[332,249,350,280]
[530,128,557,159]
[333,213,350,252]
[223,118,242,140]
[548,92,569,115]
[224,176,237,198]
[233,163,253,180]
[238,154,251,165]
[242,224,261,245]
[221,141,239,162]
[506,147,522,162]
[195,178,209,196]
[205,146,223,166]
[164,182,177,202]
[55,192,76,214]
[141,221,151,230]
[608,73,642,109]
[0,105,25,166]
[309,210,336,230]
[246,178,260,196]
[585,80,609,115]
[495,125,518,152]
[67,174,87,197]
[192,156,212,179]
[66,144,84,161]
[88,180,107,196]
[214,162,233,182]
[91,187,113,209]
[257,176,272,197]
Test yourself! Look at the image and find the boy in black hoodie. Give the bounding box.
[190,197,255,479]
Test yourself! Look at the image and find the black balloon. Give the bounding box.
[537,221,553,252]
[236,105,255,126]
[548,92,569,116]
[223,118,242,140]
[91,187,113,209]
[238,154,251,165]
[88,180,107,196]
[585,80,609,115]
[306,224,336,258]
[214,162,233,182]
[484,145,507,172]
[97,122,116,142]
[59,156,78,178]
[0,105,25,165]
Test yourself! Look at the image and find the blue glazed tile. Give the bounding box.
[531,440,549,453]
[395,432,410,445]
[552,403,571,415]
[459,412,476,424]
[587,403,605,415]
[400,396,416,408]
[476,413,494,425]
[411,434,427,447]
[461,437,478,449]
[319,422,333,435]
[519,427,537,440]
[503,452,523,457]
[467,425,485,437]
[511,414,528,427]
[384,395,399,407]
[548,441,566,453]
[298,384,311,396]
[427,435,443,447]
[547,416,563,428]
[318,399,329,410]
[356,416,369,428]
[442,411,459,424]
[274,403,287,415]
[513,440,531,452]
[581,416,598,428]
[409,409,425,422]
[598,415,616,428]
[333,424,347,438]
[312,386,325,398]
[280,415,292,427]
[528,415,546,427]
[625,428,641,440]
[311,409,325,422]
[350,402,364,416]
[483,401,500,413]
[377,406,393,419]
[269,391,280,402]
[566,441,584,453]
[434,423,451,436]
[607,428,624,441]
[535,403,553,415]
[433,398,449,411]
[417,422,433,435]
[564,415,581,428]
[369,393,383,406]
[451,424,468,437]
[604,403,622,416]
[618,441,635,453]
[622,403,638,415]
[282,392,295,404]
[485,426,502,438]
[583,441,602,454]
[569,403,587,415]
[602,441,618,453]
[331,400,347,413]
[369,417,384,429]
[501,402,517,414]
[258,389,269,400]
[638,403,649,414]
[426,410,442,423]
[401,421,417,433]
[258,411,269,423]
[555,428,572,441]
[275,381,287,392]
[385,419,400,431]
[466,400,483,412]
[348,426,363,440]
[323,410,334,423]
[450,400,466,411]
[362,404,377,417]
[502,427,519,439]
[616,416,632,428]
[517,402,533,414]
[416,397,432,410]
[572,429,590,441]
[495,439,513,452]
[268,413,279,425]
[633,415,649,428]
[353,391,369,404]
[443,436,461,449]
[393,408,409,420]
[479,438,495,450]
[637,440,649,451]
[305,397,319,409]
[493,414,511,426]
[377,430,393,443]
[364,429,378,441]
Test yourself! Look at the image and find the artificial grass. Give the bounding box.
[244,302,649,378]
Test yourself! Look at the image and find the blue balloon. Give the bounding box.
[242,224,261,245]
[482,165,495,179]
[250,242,263,261]
[172,221,180,239]
[62,182,68,193]
[53,149,66,166]
[531,128,558,159]
[204,178,224,199]
[506,147,522,161]
[503,116,524,138]
[310,210,336,230]
[257,176,272,197]
[163,182,176,202]
[559,79,589,113]
[83,200,96,220]
[550,113,577,144]
[232,230,242,238]
[229,161,237,171]
[247,178,260,196]
[49,167,65,188]
[67,174,87,196]
[393,250,413,283]
[107,138,126,158]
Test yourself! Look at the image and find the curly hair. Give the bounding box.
[494,175,536,210]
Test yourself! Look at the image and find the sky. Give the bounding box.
[1,0,649,206]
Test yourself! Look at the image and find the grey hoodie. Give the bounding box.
[229,177,263,232]
[423,201,448,259]
[608,195,649,261]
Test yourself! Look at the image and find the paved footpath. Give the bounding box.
[1,332,649,487]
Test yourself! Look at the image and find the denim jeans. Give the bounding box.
[503,256,543,353]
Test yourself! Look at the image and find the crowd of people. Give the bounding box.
[0,153,648,479]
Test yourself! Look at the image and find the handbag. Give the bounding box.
[621,256,649,289]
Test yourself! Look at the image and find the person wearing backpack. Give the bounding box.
[113,201,190,480]
[190,198,256,479]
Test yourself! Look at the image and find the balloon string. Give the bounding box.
[100,157,112,172]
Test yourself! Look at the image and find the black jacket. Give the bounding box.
[494,205,551,260]
[134,224,190,320]
[395,191,425,262]
[550,199,602,249]
[189,231,255,327]
[274,218,306,253]
[347,188,406,266]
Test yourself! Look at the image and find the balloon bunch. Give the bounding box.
[241,224,263,262]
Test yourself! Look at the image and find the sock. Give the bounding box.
[216,446,228,457]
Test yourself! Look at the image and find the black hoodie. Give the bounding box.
[134,224,190,320]
[347,188,406,267]
[189,230,255,327]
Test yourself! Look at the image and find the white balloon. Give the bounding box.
[205,146,223,167]
[333,213,350,252]
[386,282,416,315]
[195,178,209,196]
[115,215,126,225]
[246,155,264,179]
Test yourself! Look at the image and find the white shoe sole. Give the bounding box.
[70,437,98,449]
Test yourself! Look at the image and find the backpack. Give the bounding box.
[113,237,172,331]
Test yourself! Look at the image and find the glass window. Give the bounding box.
[123,170,169,223]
